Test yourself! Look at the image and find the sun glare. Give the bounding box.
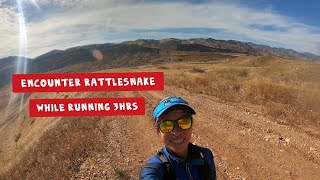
[4,0,29,122]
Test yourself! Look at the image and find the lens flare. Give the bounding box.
[4,0,28,122]
[91,49,104,61]
[30,0,40,10]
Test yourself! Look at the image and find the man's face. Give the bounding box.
[158,109,193,158]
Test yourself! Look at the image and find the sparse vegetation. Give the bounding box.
[166,57,320,125]
[190,67,206,73]
[0,54,319,179]
[157,65,169,70]
[2,117,105,179]
[14,133,22,143]
[237,69,249,77]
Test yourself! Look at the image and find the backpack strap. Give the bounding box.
[189,143,213,180]
[156,144,214,180]
[156,149,176,180]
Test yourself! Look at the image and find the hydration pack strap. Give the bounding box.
[156,149,176,180]
[156,143,213,180]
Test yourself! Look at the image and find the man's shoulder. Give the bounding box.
[190,144,215,166]
[140,155,166,179]
[146,155,162,164]
[191,144,214,156]
[199,146,214,156]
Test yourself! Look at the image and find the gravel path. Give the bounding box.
[72,86,320,179]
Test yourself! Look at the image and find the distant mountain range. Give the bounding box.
[122,38,320,60]
[0,56,32,88]
[0,38,319,88]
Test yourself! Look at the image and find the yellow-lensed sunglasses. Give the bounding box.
[156,115,193,133]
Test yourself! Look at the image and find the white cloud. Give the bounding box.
[1,0,320,58]
[0,3,20,56]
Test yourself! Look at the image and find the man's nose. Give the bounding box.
[171,122,182,134]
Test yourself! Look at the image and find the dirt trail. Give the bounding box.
[73,86,320,179]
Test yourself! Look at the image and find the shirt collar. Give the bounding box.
[163,146,187,163]
[163,144,205,166]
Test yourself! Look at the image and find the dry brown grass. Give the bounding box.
[165,56,320,126]
[0,55,319,179]
[0,91,114,179]
[2,116,106,179]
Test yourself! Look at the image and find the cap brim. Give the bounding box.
[154,103,196,119]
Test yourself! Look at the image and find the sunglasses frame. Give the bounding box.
[156,115,193,134]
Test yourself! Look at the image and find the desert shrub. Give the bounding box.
[166,73,242,102]
[242,79,298,105]
[295,89,320,124]
[216,67,250,79]
[157,66,169,70]
[190,68,205,73]
[237,69,249,77]
[166,68,319,125]
[15,133,22,143]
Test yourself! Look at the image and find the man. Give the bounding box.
[140,96,217,180]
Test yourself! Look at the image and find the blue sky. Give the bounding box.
[0,0,319,58]
[244,0,320,27]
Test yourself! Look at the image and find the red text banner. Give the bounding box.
[29,98,145,117]
[12,72,164,92]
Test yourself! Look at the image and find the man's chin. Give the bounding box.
[167,141,189,155]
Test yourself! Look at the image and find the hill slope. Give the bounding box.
[0,56,319,179]
[1,38,319,89]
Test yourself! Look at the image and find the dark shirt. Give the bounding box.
[140,144,217,180]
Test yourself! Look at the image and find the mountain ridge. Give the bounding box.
[1,38,319,88]
[121,38,320,60]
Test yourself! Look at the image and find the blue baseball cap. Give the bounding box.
[153,96,196,121]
